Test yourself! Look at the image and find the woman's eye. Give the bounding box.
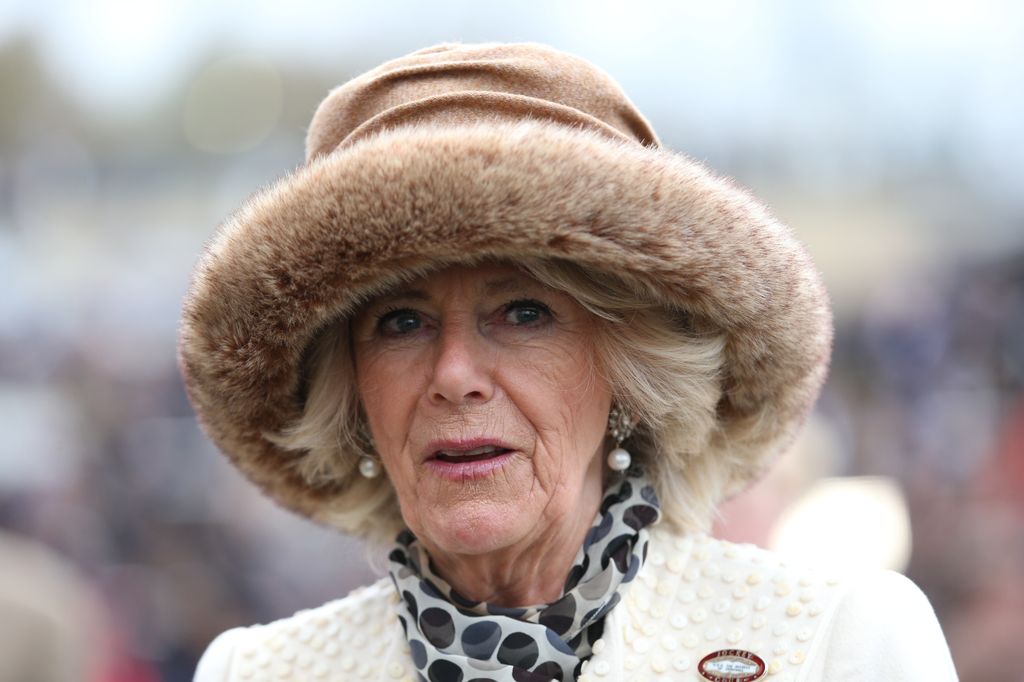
[377,309,422,336]
[502,300,550,326]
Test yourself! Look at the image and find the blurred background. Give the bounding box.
[1,1,1021,680]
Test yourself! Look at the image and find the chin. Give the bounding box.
[418,498,532,557]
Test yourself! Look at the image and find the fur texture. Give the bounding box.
[177,115,833,532]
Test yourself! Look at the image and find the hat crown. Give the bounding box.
[305,41,661,160]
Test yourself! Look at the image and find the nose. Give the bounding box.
[426,319,495,406]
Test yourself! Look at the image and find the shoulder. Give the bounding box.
[193,576,415,682]
[816,568,958,680]
[617,526,956,680]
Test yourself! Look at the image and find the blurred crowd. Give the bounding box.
[2,5,1023,680]
[3,242,1020,681]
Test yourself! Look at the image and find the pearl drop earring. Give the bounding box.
[607,402,635,472]
[355,419,382,479]
[358,455,382,479]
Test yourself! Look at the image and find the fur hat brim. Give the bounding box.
[177,117,833,527]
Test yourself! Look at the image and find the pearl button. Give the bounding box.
[650,604,667,619]
[713,598,730,614]
[388,662,405,678]
[751,615,767,629]
[593,638,606,654]
[684,568,700,582]
[593,660,611,676]
[774,641,789,655]
[651,656,667,673]
[704,626,722,641]
[724,546,740,559]
[656,582,673,597]
[721,570,737,584]
[786,603,803,617]
[673,655,691,671]
[660,634,678,651]
[768,659,783,675]
[746,573,763,586]
[702,563,721,578]
[691,607,708,623]
[808,603,823,617]
[682,633,698,648]
[698,585,714,599]
[341,656,356,671]
[789,651,806,665]
[624,656,639,670]
[796,629,813,642]
[668,557,685,573]
[799,590,815,604]
[732,585,750,599]
[755,596,772,611]
[731,605,748,620]
[651,552,666,566]
[671,614,688,629]
[678,589,696,603]
[727,628,743,644]
[642,622,658,636]
[775,582,792,597]
[324,641,340,656]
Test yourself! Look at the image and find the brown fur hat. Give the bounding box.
[177,41,833,533]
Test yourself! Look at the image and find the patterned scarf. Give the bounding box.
[387,471,661,681]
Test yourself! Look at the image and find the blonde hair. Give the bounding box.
[266,257,728,546]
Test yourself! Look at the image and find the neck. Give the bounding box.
[420,475,606,607]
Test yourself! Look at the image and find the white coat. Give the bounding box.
[194,525,958,681]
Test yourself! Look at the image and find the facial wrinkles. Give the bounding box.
[353,264,611,595]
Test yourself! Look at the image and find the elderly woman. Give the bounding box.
[181,42,957,681]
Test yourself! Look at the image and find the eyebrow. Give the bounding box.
[374,276,540,306]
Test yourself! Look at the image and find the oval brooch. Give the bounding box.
[697,649,767,682]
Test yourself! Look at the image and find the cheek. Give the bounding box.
[513,339,609,462]
[354,349,422,459]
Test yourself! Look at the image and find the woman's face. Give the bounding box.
[351,262,611,558]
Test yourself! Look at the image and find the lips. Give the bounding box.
[435,444,513,462]
[424,438,517,482]
[425,438,516,463]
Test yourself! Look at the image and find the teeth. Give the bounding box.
[440,445,501,458]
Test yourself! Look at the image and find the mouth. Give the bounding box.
[423,438,518,481]
[432,444,514,463]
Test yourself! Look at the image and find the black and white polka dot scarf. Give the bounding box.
[387,471,661,682]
